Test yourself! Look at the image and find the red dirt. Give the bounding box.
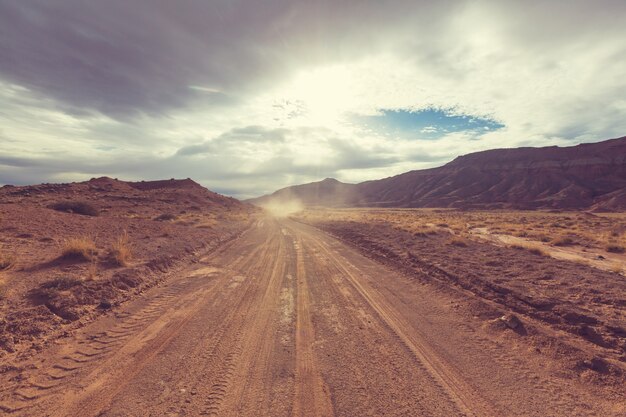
[296,214,626,389]
[1,179,626,415]
[0,216,624,416]
[0,177,254,357]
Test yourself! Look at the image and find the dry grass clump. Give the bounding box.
[447,237,468,247]
[196,217,218,229]
[552,236,576,246]
[50,201,99,216]
[0,279,6,300]
[109,231,132,266]
[412,226,439,237]
[606,244,625,254]
[87,260,98,280]
[61,237,97,262]
[0,253,15,271]
[155,213,177,221]
[510,243,547,256]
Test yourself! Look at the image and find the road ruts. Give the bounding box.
[0,215,618,417]
[294,226,494,416]
[292,236,334,417]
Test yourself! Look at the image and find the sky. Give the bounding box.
[0,0,625,199]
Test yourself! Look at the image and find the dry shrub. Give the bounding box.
[510,243,547,256]
[50,201,99,216]
[610,264,623,274]
[0,253,14,271]
[553,236,575,246]
[155,213,177,221]
[527,247,547,256]
[606,244,625,254]
[61,237,97,261]
[0,272,6,299]
[87,259,98,280]
[196,219,217,229]
[413,227,438,237]
[447,237,468,247]
[109,231,132,266]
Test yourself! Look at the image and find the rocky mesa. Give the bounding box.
[249,136,626,211]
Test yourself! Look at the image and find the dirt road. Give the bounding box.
[0,217,619,416]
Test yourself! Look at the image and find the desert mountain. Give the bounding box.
[1,177,242,211]
[248,136,626,210]
[247,177,358,208]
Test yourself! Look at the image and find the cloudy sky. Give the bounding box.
[1,0,625,198]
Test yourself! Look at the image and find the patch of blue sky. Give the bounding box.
[355,108,504,139]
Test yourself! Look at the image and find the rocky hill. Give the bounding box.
[249,136,626,211]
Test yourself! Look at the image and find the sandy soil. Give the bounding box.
[0,215,624,416]
[0,178,253,357]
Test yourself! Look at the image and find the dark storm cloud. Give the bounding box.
[0,0,244,118]
[0,0,450,119]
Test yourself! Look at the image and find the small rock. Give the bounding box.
[0,335,16,353]
[582,357,609,373]
[501,314,522,330]
[487,318,508,331]
[98,299,113,310]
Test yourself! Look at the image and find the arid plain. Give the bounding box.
[0,177,625,416]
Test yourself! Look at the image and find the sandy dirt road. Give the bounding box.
[0,216,618,416]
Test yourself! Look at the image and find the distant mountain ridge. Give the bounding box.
[1,176,243,210]
[247,136,626,211]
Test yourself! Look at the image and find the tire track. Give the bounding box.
[217,223,292,416]
[62,234,274,417]
[299,225,497,417]
[0,226,269,416]
[293,236,334,417]
[299,237,458,416]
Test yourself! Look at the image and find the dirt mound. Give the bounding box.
[250,136,626,211]
[0,177,255,357]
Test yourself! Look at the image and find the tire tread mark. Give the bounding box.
[310,232,497,417]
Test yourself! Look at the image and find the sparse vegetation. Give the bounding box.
[155,213,177,221]
[38,276,84,291]
[606,244,625,254]
[447,237,468,247]
[87,260,98,280]
[552,236,575,246]
[50,201,99,216]
[509,243,548,256]
[296,208,626,264]
[61,237,97,261]
[0,253,14,271]
[109,231,132,266]
[412,226,438,237]
[0,268,6,299]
